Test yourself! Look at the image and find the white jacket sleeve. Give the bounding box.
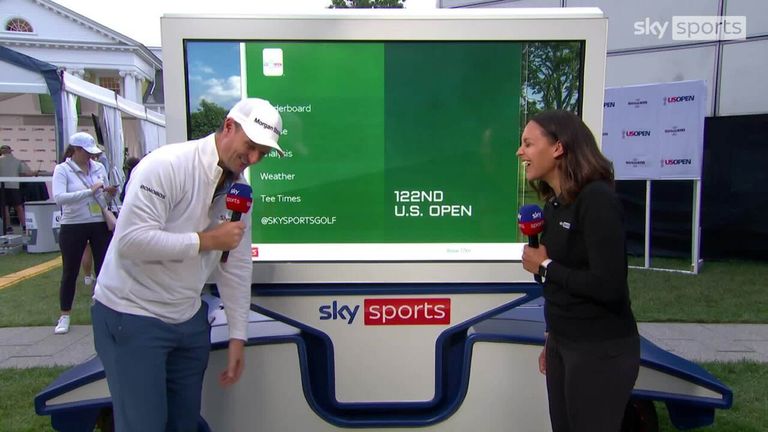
[210,212,253,341]
[52,164,92,205]
[114,156,200,261]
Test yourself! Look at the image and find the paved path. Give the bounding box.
[2,323,767,369]
[639,323,768,363]
[0,325,95,369]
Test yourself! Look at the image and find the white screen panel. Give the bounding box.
[725,0,768,37]
[719,39,768,116]
[568,0,720,51]
[606,46,716,116]
[460,0,563,8]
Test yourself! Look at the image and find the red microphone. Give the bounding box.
[221,183,253,263]
[518,204,544,248]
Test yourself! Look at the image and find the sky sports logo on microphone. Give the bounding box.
[225,184,253,214]
[319,298,451,325]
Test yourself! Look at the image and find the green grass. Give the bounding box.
[3,362,764,432]
[0,252,60,276]
[0,367,67,432]
[629,259,768,323]
[0,267,94,328]
[656,361,767,432]
[0,256,766,327]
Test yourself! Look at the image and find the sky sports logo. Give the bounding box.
[319,298,450,325]
[634,16,746,41]
[623,130,652,138]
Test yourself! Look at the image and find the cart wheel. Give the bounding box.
[621,399,659,432]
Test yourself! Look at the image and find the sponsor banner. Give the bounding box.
[25,213,38,230]
[603,80,705,179]
[52,211,62,229]
[254,291,526,403]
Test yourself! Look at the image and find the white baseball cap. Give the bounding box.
[69,132,101,155]
[227,98,284,156]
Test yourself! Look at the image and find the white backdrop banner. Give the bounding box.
[602,80,706,180]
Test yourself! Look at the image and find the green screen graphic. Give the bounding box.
[244,41,522,245]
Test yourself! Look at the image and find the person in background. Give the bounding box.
[80,146,113,287]
[517,110,639,432]
[95,144,110,172]
[119,156,141,203]
[92,98,284,431]
[51,133,116,334]
[60,145,75,163]
[81,244,95,286]
[0,144,32,233]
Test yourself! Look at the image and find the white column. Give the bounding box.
[119,70,139,103]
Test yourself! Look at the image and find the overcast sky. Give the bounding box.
[54,0,438,47]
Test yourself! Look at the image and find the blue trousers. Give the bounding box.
[92,301,210,432]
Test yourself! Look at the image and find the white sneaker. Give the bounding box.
[54,315,71,335]
[84,274,94,286]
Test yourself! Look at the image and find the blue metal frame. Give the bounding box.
[35,287,733,431]
[250,282,542,427]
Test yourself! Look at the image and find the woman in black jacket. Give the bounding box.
[517,110,639,432]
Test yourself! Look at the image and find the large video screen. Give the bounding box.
[163,10,607,270]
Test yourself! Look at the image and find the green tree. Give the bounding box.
[189,99,227,140]
[329,0,405,8]
[521,41,582,124]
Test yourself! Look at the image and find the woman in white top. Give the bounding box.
[51,132,116,334]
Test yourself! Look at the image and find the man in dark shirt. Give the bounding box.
[0,145,32,232]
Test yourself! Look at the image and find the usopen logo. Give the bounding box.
[622,130,652,139]
[661,158,693,167]
[663,95,695,105]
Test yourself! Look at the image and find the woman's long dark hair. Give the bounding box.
[528,110,614,204]
[59,145,75,163]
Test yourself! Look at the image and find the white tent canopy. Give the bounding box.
[62,72,165,127]
[0,61,48,94]
[61,71,166,193]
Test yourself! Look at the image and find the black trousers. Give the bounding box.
[545,333,640,432]
[58,222,112,311]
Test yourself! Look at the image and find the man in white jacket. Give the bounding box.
[92,98,283,431]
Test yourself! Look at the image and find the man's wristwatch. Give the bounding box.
[538,259,553,282]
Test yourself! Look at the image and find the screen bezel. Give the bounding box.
[161,9,607,283]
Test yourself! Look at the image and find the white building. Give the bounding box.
[0,0,164,172]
